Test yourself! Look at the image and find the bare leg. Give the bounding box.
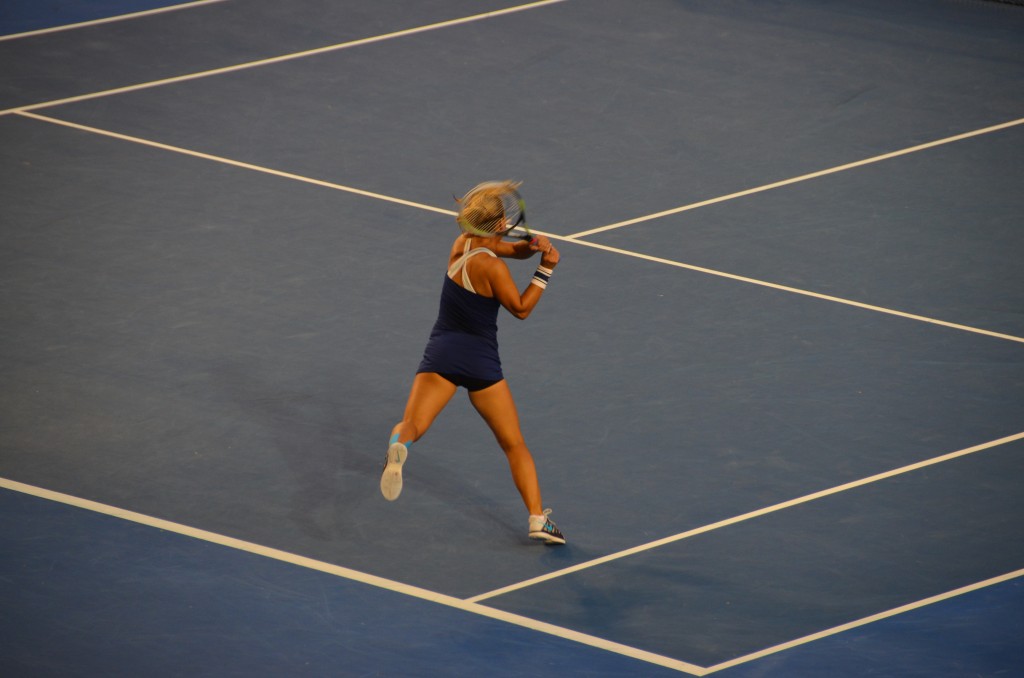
[392,372,458,444]
[468,380,543,516]
[382,372,457,501]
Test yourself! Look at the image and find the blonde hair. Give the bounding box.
[456,180,521,235]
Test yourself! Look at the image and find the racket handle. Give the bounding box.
[515,230,537,244]
[507,227,536,244]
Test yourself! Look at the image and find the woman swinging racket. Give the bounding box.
[381,181,565,545]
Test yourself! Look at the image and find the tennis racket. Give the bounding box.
[456,181,538,245]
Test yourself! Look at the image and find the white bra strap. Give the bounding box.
[446,239,472,279]
[447,241,496,294]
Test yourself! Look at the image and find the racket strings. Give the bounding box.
[499,193,524,228]
[457,181,522,236]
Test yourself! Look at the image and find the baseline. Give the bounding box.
[0,476,704,676]
[4,427,1019,678]
[0,0,569,116]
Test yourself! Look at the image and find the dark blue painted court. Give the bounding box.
[2,0,1022,676]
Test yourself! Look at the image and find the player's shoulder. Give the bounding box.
[476,250,511,280]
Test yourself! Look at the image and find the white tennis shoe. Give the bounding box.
[529,509,566,545]
[380,442,408,501]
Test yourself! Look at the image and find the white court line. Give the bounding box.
[0,0,229,42]
[567,117,1024,238]
[565,237,1024,345]
[5,7,1019,670]
[703,568,1024,674]
[17,109,1024,347]
[0,0,569,116]
[0,476,705,676]
[13,110,556,227]
[4,432,1021,677]
[15,111,458,216]
[466,431,1024,603]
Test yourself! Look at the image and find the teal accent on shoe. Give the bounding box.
[389,432,412,451]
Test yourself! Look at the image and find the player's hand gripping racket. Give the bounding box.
[456,181,538,245]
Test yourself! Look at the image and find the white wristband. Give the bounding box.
[531,265,553,289]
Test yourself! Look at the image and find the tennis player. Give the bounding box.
[381,181,565,545]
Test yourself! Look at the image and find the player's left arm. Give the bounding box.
[492,234,551,259]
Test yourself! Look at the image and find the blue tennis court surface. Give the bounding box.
[2,0,1022,675]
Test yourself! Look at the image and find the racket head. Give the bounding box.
[456,181,527,238]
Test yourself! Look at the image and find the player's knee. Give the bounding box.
[501,439,529,458]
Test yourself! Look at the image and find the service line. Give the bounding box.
[703,568,1024,674]
[17,109,1024,347]
[567,117,1024,239]
[467,431,1024,603]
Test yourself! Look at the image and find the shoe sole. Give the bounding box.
[529,531,566,545]
[380,442,407,501]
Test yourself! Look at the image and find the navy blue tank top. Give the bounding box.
[417,255,503,380]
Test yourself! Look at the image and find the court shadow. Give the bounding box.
[208,357,380,542]
[395,431,530,543]
[209,358,525,545]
